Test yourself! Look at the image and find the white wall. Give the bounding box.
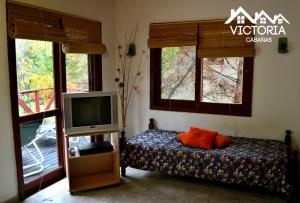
[116,0,300,150]
[0,0,18,201]
[1,0,299,201]
[0,0,116,202]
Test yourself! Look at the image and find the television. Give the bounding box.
[63,91,118,134]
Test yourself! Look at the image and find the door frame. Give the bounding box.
[7,38,65,199]
[7,37,103,200]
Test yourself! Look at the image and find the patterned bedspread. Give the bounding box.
[121,129,291,194]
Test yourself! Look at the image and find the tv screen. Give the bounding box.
[71,96,111,127]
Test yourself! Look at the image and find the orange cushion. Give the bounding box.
[177,132,189,145]
[215,133,232,148]
[189,132,216,150]
[178,127,217,150]
[189,127,217,137]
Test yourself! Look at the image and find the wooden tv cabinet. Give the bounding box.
[64,129,120,193]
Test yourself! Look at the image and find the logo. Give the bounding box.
[225,7,290,42]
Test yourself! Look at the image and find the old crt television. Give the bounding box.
[63,91,118,134]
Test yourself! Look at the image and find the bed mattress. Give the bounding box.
[121,129,291,194]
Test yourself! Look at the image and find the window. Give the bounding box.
[149,20,254,116]
[16,39,55,116]
[65,54,89,92]
[161,46,196,100]
[65,54,95,144]
[202,57,243,104]
[260,17,267,24]
[237,16,245,24]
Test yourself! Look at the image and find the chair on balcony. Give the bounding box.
[20,120,45,178]
[38,119,80,143]
[37,119,56,140]
[36,118,80,143]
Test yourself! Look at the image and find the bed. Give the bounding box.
[120,122,297,195]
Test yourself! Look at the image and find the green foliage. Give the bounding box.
[66,54,88,91]
[161,47,180,75]
[16,39,54,91]
[16,39,89,116]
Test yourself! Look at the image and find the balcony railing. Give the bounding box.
[18,88,87,115]
[18,88,55,114]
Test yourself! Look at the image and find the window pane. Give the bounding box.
[202,57,243,104]
[65,54,89,93]
[65,54,90,143]
[20,116,58,183]
[161,46,196,100]
[16,39,55,116]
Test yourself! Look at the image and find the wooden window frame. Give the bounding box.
[61,54,102,93]
[150,48,254,117]
[61,53,103,145]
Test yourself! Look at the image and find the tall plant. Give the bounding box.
[115,25,145,130]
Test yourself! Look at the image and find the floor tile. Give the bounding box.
[20,167,287,203]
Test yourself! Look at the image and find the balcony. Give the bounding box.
[19,88,86,182]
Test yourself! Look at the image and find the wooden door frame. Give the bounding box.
[7,38,65,200]
[7,38,103,200]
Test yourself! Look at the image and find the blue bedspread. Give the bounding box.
[121,129,291,194]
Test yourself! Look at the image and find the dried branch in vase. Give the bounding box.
[115,25,145,130]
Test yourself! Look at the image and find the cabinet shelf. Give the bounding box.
[70,172,119,192]
[65,130,120,193]
[68,146,117,160]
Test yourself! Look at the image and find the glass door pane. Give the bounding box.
[14,39,63,189]
[20,116,58,183]
[65,53,90,143]
[16,39,55,116]
[65,54,89,92]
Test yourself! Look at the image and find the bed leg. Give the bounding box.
[121,167,126,177]
[285,129,299,201]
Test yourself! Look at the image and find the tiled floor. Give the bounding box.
[21,167,287,203]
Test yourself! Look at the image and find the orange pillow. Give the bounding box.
[189,127,217,138]
[177,132,189,145]
[215,133,232,148]
[178,127,217,150]
[188,131,216,150]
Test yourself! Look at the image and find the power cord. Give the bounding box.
[229,104,237,136]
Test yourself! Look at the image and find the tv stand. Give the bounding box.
[64,129,120,193]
